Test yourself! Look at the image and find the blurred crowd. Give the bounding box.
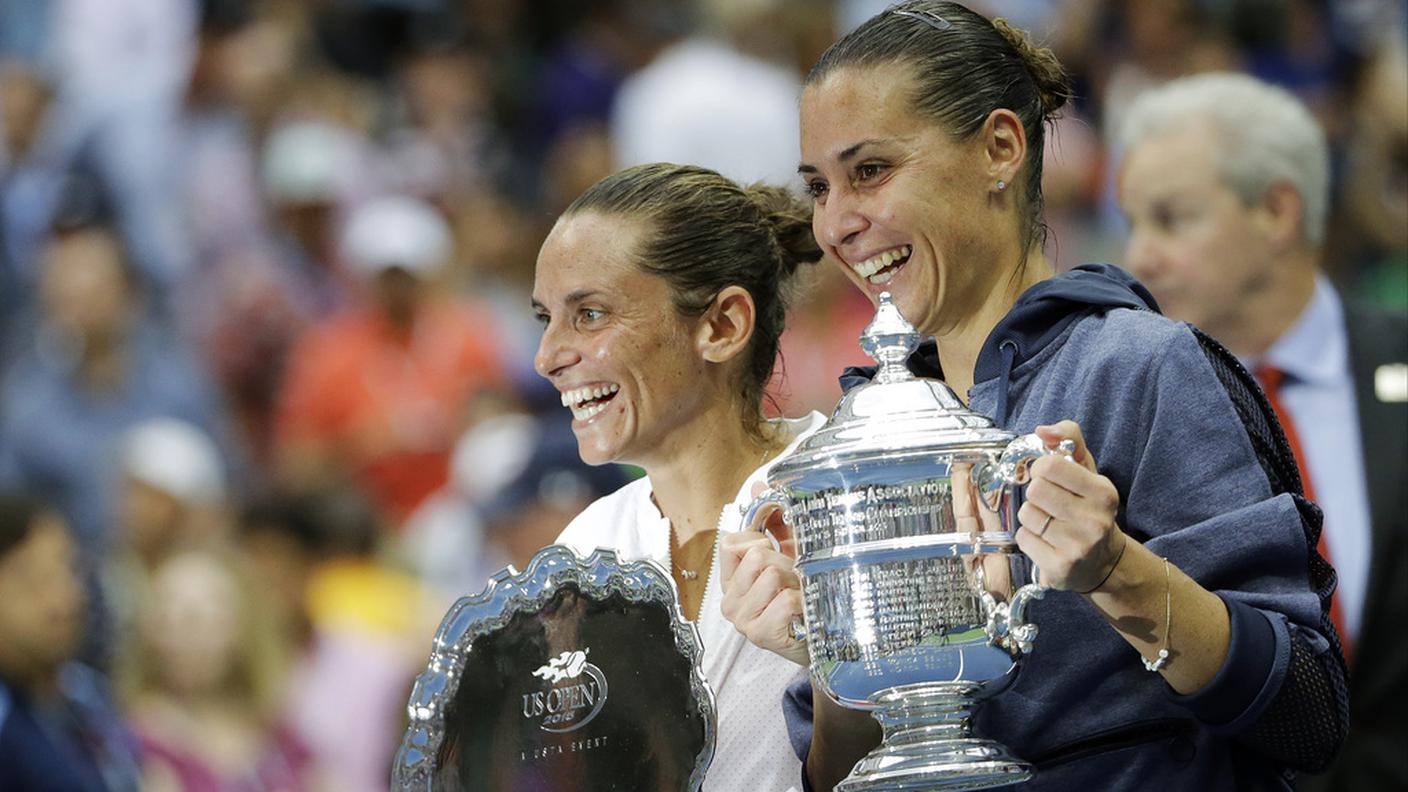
[0,0,1403,789]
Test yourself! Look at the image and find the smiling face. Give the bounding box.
[532,213,714,468]
[800,62,1021,339]
[1118,123,1278,339]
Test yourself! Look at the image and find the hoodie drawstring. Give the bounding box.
[994,339,1018,426]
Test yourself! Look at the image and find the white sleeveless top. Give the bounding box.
[555,412,825,792]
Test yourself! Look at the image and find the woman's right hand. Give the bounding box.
[719,514,810,667]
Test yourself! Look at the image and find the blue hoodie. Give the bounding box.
[790,264,1339,791]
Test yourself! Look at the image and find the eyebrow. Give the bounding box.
[531,289,603,311]
[798,139,887,175]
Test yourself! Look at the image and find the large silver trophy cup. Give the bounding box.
[744,293,1070,791]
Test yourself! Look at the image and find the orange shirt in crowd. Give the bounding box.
[274,299,504,522]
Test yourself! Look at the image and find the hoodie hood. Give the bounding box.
[840,264,1160,423]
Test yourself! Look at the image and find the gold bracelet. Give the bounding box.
[1141,557,1171,672]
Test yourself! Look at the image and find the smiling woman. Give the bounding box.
[534,213,697,467]
[532,163,828,792]
[717,2,1352,791]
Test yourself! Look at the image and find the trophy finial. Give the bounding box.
[860,292,921,383]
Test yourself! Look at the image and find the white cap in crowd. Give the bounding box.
[450,413,538,503]
[340,195,452,278]
[262,120,361,206]
[121,418,226,505]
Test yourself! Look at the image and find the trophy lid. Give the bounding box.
[769,293,1015,488]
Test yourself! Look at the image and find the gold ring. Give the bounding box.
[1039,514,1055,536]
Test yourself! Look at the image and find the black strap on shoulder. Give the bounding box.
[1189,326,1350,772]
[1188,329,1334,619]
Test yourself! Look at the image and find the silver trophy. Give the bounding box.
[744,293,1071,791]
[393,545,717,791]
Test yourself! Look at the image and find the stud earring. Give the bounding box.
[996,180,1007,192]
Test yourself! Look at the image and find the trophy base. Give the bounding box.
[836,683,1033,792]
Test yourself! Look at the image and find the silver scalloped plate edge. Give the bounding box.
[390,544,717,792]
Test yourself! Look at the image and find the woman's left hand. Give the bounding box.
[1016,420,1128,592]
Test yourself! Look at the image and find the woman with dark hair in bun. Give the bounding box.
[720,3,1350,789]
[534,162,829,791]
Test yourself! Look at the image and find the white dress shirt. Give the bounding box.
[1252,277,1373,642]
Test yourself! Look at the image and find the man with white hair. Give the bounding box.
[1118,71,1407,791]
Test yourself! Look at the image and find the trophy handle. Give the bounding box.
[978,570,1047,656]
[973,435,1073,655]
[973,434,1077,508]
[1003,582,1046,654]
[741,489,809,645]
[741,487,791,547]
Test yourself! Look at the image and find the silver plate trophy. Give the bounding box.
[744,293,1072,791]
[393,545,717,791]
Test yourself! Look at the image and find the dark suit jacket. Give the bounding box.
[1300,301,1408,791]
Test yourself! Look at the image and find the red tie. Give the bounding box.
[1257,366,1352,665]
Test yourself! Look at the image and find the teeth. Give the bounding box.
[854,245,911,279]
[559,383,619,412]
[571,401,609,421]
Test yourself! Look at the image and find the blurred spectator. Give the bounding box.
[399,412,524,601]
[610,0,804,185]
[1335,45,1408,309]
[47,0,198,294]
[175,2,313,417]
[1098,0,1241,132]
[120,547,320,791]
[530,3,637,149]
[118,418,229,571]
[0,62,64,360]
[176,118,364,470]
[179,0,267,265]
[104,418,232,682]
[0,217,228,554]
[266,488,434,792]
[1119,72,1407,791]
[260,119,368,315]
[446,190,550,394]
[402,410,632,601]
[238,497,324,663]
[273,195,506,524]
[383,41,505,203]
[0,493,141,792]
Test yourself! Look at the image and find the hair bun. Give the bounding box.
[992,17,1071,117]
[746,184,823,277]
